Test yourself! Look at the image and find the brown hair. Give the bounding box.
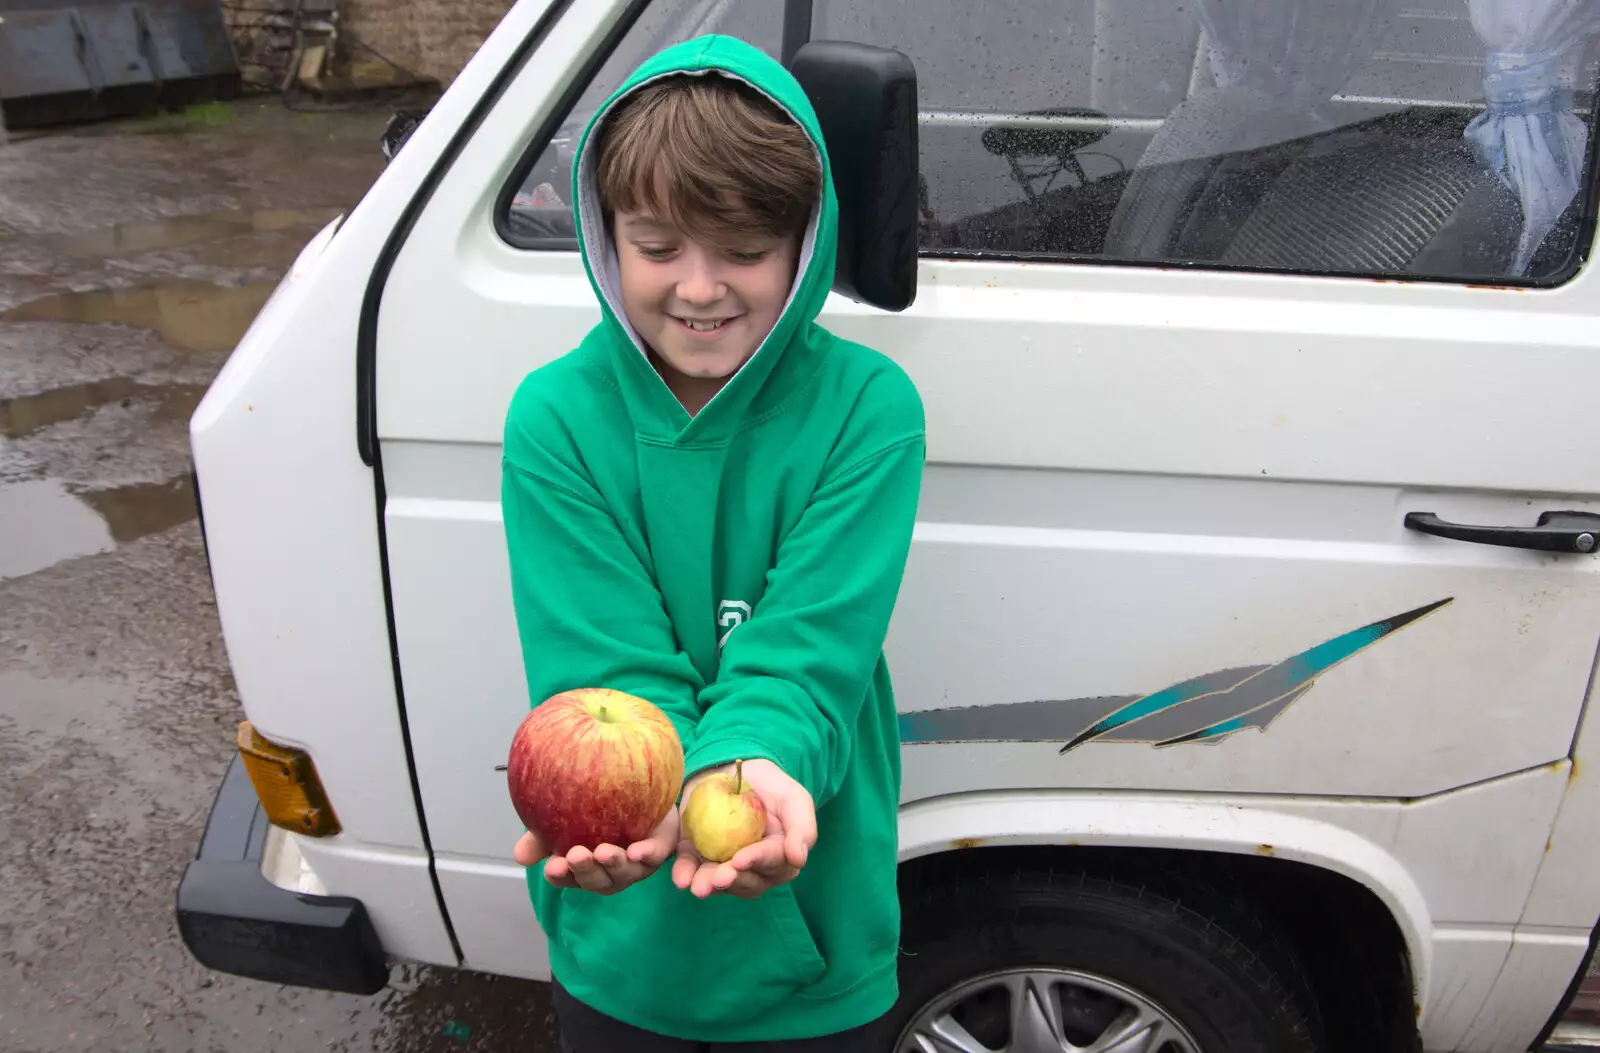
[594,73,821,246]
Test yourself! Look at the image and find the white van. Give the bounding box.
[175,1,1600,1050]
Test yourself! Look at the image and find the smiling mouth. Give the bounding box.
[674,316,735,333]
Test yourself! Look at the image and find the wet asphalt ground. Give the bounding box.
[0,100,562,1053]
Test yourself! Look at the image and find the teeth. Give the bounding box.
[683,318,725,332]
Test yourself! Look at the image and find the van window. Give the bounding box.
[503,0,1600,285]
[500,0,787,249]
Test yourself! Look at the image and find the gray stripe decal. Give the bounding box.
[899,598,1454,752]
[897,695,1140,745]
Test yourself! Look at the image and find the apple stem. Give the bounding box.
[735,758,744,794]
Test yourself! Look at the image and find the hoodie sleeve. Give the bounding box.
[683,379,925,807]
[502,403,705,751]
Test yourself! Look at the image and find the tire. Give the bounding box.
[883,862,1326,1053]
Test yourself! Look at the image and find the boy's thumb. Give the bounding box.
[513,832,545,866]
[786,830,809,868]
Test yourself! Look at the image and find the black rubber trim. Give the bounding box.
[363,424,464,963]
[489,0,655,253]
[780,0,813,67]
[176,756,389,995]
[359,0,576,464]
[189,463,214,582]
[1558,91,1600,291]
[353,0,579,968]
[920,241,1592,290]
[1531,917,1600,1048]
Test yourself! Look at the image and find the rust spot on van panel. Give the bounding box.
[1256,844,1276,856]
[950,837,984,850]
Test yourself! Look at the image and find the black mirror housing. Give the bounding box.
[790,41,919,313]
[381,109,428,162]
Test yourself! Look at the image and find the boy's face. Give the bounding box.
[613,211,800,387]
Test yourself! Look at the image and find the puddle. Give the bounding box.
[32,208,343,259]
[0,478,116,581]
[77,477,196,543]
[0,378,209,440]
[0,377,206,575]
[0,280,277,354]
[0,475,196,581]
[175,230,324,271]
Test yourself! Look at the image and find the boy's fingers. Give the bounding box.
[727,866,799,899]
[543,855,575,887]
[774,796,816,869]
[628,835,671,868]
[572,867,614,893]
[598,838,640,864]
[671,849,700,891]
[635,824,678,879]
[730,834,788,874]
[538,840,669,893]
[691,862,725,899]
[709,862,739,891]
[566,847,615,893]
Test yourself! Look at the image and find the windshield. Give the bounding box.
[507,0,1600,285]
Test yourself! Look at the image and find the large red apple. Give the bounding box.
[506,688,684,856]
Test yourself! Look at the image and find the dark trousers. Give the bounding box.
[552,982,886,1052]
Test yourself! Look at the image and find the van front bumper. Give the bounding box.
[175,754,388,995]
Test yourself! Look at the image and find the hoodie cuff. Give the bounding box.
[682,736,789,786]
[663,714,697,764]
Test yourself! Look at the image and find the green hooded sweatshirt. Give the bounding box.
[500,34,925,1044]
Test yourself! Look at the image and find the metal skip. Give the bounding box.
[0,0,240,129]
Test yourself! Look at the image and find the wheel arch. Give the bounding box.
[897,791,1430,1026]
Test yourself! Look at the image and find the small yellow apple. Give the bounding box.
[682,759,767,863]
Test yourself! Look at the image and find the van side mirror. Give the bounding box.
[381,109,428,161]
[790,41,919,312]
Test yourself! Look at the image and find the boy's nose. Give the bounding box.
[674,260,727,306]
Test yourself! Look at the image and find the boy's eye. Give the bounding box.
[636,245,677,260]
[728,249,770,264]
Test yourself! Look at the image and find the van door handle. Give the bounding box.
[1404,511,1600,553]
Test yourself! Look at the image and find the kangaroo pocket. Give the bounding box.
[555,870,826,1029]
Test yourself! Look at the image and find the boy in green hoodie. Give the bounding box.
[501,35,924,1050]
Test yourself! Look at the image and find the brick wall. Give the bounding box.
[340,0,514,85]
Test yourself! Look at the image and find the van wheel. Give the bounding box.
[886,865,1325,1053]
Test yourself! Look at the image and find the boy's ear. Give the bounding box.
[790,41,920,313]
